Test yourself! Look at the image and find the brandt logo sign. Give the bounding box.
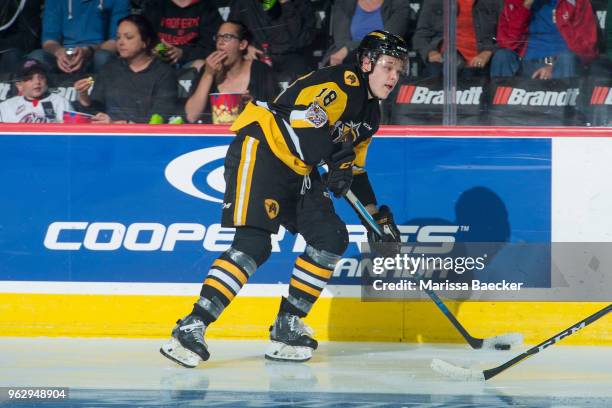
[493,86,579,106]
[396,85,482,105]
[165,146,229,203]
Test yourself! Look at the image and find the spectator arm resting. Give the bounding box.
[473,0,503,53]
[43,40,63,57]
[496,0,530,54]
[413,0,444,62]
[99,40,117,52]
[554,0,598,61]
[329,0,360,53]
[185,73,215,123]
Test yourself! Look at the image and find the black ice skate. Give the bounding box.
[265,312,318,362]
[160,314,210,368]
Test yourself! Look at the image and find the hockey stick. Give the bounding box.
[431,303,612,381]
[345,190,523,350]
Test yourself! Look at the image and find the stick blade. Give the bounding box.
[430,358,485,382]
[481,332,524,350]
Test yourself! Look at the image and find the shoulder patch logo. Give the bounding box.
[264,199,280,219]
[305,101,328,128]
[344,71,360,87]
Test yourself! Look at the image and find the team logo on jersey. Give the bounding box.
[344,71,360,87]
[305,101,328,128]
[264,199,280,219]
[331,120,361,143]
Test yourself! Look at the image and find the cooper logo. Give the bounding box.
[265,199,280,219]
[165,146,229,203]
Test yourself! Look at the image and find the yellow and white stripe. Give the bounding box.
[292,269,327,289]
[203,277,235,301]
[209,269,242,294]
[295,257,333,280]
[234,136,259,226]
[213,259,249,284]
[290,257,334,298]
[203,259,250,302]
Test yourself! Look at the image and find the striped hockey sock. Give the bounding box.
[284,254,334,317]
[194,254,252,324]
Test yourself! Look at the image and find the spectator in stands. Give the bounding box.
[74,14,179,124]
[0,0,43,74]
[0,60,72,123]
[608,0,612,61]
[228,0,316,81]
[584,0,611,77]
[142,0,223,70]
[491,0,598,79]
[184,21,278,123]
[322,0,412,67]
[413,0,502,77]
[28,0,131,74]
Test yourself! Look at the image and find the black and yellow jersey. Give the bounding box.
[230,64,380,176]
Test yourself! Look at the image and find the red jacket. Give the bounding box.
[496,0,598,61]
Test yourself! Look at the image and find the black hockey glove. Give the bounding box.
[368,205,401,243]
[325,146,355,198]
[367,205,402,257]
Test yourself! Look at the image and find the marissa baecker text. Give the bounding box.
[371,279,524,291]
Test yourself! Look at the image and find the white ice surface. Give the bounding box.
[0,338,610,400]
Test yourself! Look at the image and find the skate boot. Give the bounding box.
[160,314,210,368]
[265,312,318,362]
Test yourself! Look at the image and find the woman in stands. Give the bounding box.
[184,21,278,123]
[74,14,178,124]
[322,0,412,66]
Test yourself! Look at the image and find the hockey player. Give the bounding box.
[160,30,407,367]
[0,60,73,123]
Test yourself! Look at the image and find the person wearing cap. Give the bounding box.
[160,30,408,368]
[0,60,73,123]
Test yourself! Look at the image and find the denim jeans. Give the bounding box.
[490,48,578,78]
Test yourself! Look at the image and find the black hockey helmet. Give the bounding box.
[357,30,409,72]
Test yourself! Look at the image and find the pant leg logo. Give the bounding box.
[264,199,280,219]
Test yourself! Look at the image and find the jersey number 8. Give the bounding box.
[316,88,338,107]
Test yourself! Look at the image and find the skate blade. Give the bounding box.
[264,341,313,362]
[160,338,201,368]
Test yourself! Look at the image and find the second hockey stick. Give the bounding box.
[431,303,612,380]
[345,190,523,350]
